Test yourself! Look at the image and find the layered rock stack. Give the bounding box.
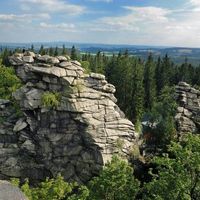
[175,82,200,134]
[0,52,138,183]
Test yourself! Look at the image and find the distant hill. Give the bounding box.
[1,42,200,65]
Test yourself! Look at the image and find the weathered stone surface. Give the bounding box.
[57,56,68,62]
[90,72,105,80]
[0,180,27,200]
[13,118,27,132]
[175,82,200,134]
[23,56,34,63]
[24,51,36,57]
[0,52,138,184]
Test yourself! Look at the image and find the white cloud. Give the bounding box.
[0,13,50,23]
[20,0,85,15]
[97,6,170,33]
[40,22,76,31]
[1,0,200,47]
[87,0,113,2]
[124,6,170,22]
[189,0,200,6]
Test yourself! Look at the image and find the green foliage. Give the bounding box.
[54,47,59,56]
[0,48,13,66]
[115,138,125,153]
[144,86,177,148]
[106,54,144,123]
[10,178,20,187]
[39,45,46,55]
[0,65,21,99]
[62,45,67,55]
[12,174,89,200]
[80,61,91,73]
[41,92,61,109]
[144,54,156,110]
[71,46,78,60]
[88,155,140,200]
[143,134,200,200]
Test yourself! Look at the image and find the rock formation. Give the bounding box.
[0,52,138,184]
[0,180,27,200]
[175,82,200,134]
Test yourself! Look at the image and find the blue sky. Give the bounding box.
[0,0,200,47]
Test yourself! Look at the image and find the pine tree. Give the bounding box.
[130,60,144,125]
[71,45,78,60]
[62,44,67,55]
[39,45,45,55]
[31,44,34,52]
[49,47,54,56]
[54,46,59,56]
[1,48,12,66]
[144,54,156,110]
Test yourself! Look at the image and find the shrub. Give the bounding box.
[11,174,89,200]
[0,65,21,99]
[41,92,61,109]
[142,134,200,200]
[88,155,140,200]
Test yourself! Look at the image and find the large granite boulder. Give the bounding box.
[175,82,200,135]
[0,52,138,184]
[0,180,27,200]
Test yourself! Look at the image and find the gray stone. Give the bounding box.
[48,57,60,64]
[13,119,28,132]
[90,72,105,80]
[0,99,10,106]
[0,181,27,200]
[23,56,34,63]
[9,56,23,66]
[24,51,35,57]
[30,66,66,77]
[57,56,68,62]
[71,60,81,66]
[103,84,116,93]
[177,107,184,113]
[59,61,72,68]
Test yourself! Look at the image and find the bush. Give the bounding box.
[11,174,89,200]
[41,92,61,109]
[88,155,140,200]
[142,134,200,200]
[0,65,21,99]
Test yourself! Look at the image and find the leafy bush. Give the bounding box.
[41,92,61,109]
[11,174,89,200]
[88,155,140,200]
[0,65,21,99]
[142,134,200,200]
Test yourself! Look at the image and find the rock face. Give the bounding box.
[0,52,137,184]
[0,180,27,200]
[175,82,200,134]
